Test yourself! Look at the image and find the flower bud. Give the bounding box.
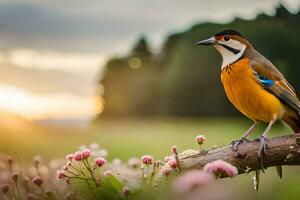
[66,154,73,161]
[167,159,177,169]
[11,172,19,182]
[56,170,66,180]
[141,155,153,165]
[95,157,106,167]
[161,166,172,176]
[171,146,178,155]
[81,149,91,159]
[73,151,83,161]
[32,176,43,187]
[203,160,238,177]
[128,157,140,168]
[122,186,130,196]
[196,135,206,145]
[1,184,10,194]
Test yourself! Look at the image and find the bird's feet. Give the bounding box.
[257,136,269,172]
[231,137,250,151]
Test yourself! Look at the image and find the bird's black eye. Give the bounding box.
[224,35,230,41]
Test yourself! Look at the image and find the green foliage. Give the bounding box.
[69,175,126,200]
[97,176,125,200]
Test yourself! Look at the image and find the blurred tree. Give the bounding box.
[130,35,152,61]
[100,35,163,117]
[159,32,184,68]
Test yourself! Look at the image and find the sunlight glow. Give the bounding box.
[0,48,106,75]
[0,84,104,120]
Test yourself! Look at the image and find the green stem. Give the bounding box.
[7,191,14,200]
[66,170,79,177]
[70,164,86,176]
[68,176,93,181]
[83,160,98,187]
[150,162,157,182]
[14,181,21,200]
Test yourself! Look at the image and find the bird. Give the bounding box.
[196,29,300,171]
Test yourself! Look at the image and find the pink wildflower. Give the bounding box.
[73,151,83,161]
[66,154,73,161]
[203,160,238,177]
[171,146,182,172]
[32,176,43,187]
[171,146,178,155]
[62,165,68,171]
[196,135,206,145]
[95,157,106,167]
[122,186,130,196]
[161,166,172,176]
[173,170,214,193]
[81,149,91,159]
[11,172,19,182]
[141,155,153,165]
[164,156,171,162]
[1,184,10,194]
[103,170,112,176]
[57,170,66,180]
[167,158,177,169]
[128,157,140,168]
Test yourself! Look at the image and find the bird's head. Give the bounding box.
[196,29,251,68]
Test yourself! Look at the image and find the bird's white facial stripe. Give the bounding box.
[215,39,246,69]
[218,39,245,51]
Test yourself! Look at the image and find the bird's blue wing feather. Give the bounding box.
[256,73,275,86]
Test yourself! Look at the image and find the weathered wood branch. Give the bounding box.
[154,133,300,186]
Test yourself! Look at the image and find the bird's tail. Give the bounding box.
[282,113,300,133]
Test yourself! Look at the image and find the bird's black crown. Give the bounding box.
[214,29,244,38]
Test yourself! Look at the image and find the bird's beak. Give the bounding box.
[196,37,216,46]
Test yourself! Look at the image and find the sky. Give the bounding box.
[0,0,299,121]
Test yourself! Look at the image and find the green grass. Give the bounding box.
[0,117,293,160]
[0,117,299,200]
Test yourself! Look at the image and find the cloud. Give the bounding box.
[0,2,130,53]
[0,61,93,96]
[0,0,296,53]
[0,0,172,53]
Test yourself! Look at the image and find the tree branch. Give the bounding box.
[154,133,300,186]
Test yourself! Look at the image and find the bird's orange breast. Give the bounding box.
[221,58,285,122]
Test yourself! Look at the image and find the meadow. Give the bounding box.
[0,117,299,199]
